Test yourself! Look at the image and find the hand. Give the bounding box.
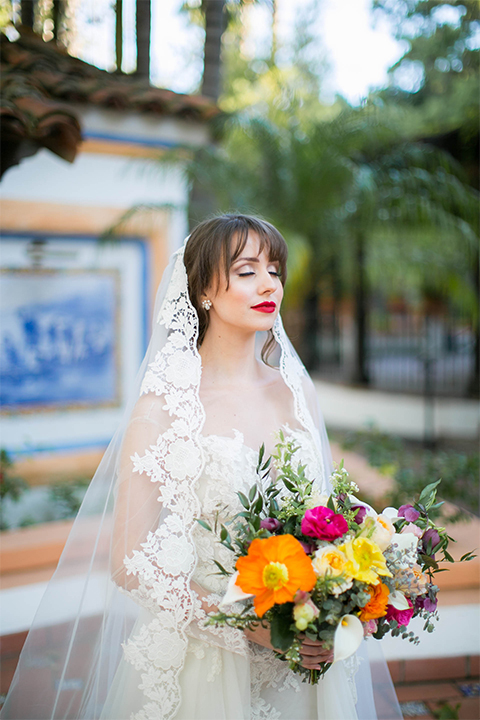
[299,636,334,670]
[243,622,275,651]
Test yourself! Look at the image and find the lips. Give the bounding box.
[252,301,276,313]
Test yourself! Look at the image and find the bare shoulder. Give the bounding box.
[258,363,291,399]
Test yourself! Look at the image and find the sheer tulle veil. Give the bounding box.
[2,230,401,720]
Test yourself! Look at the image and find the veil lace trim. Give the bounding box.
[120,250,328,719]
[120,250,205,720]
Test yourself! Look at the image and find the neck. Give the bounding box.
[199,327,260,386]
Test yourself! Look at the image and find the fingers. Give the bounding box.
[299,637,334,669]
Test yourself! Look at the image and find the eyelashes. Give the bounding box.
[238,271,281,278]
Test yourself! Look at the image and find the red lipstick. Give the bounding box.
[252,301,276,313]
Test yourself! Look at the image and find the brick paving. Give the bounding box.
[1,632,478,718]
[389,657,480,719]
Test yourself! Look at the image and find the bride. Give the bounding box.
[2,215,401,720]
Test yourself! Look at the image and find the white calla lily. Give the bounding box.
[333,614,364,663]
[219,572,253,609]
[390,532,418,567]
[348,496,376,517]
[382,507,400,520]
[389,590,410,610]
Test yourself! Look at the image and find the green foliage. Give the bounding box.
[270,603,295,652]
[0,449,27,502]
[0,449,27,531]
[0,0,13,30]
[48,479,89,519]
[341,427,479,517]
[432,701,462,720]
[373,0,479,140]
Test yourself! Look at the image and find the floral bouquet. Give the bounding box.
[198,433,474,683]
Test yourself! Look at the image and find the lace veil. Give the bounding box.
[2,233,401,720]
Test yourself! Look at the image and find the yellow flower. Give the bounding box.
[236,535,316,617]
[338,537,392,585]
[312,545,348,577]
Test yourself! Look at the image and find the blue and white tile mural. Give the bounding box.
[0,271,120,409]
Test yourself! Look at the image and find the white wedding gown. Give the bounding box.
[101,427,359,720]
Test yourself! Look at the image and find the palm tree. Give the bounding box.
[115,0,123,71]
[201,0,227,100]
[135,0,151,79]
[20,0,35,28]
[163,107,478,381]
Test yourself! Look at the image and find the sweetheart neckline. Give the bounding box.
[200,425,311,458]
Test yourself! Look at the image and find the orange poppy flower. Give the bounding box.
[359,582,390,621]
[236,534,317,617]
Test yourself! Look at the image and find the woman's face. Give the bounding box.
[204,232,284,336]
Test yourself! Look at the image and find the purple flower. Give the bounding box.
[260,517,283,533]
[352,505,367,525]
[415,595,438,613]
[301,506,348,542]
[422,528,441,556]
[386,598,414,627]
[299,540,315,555]
[399,504,420,523]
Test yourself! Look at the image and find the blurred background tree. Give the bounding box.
[4,0,478,396]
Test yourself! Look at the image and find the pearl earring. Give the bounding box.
[202,299,212,311]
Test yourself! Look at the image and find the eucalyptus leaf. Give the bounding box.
[213,560,230,576]
[238,492,250,510]
[195,519,212,532]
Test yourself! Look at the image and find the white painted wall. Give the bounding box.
[1,148,187,208]
[315,380,480,441]
[76,107,211,149]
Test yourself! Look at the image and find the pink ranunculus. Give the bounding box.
[301,506,348,541]
[386,598,414,627]
[363,619,378,638]
[294,590,311,605]
[401,522,423,539]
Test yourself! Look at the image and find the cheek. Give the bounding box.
[225,282,251,308]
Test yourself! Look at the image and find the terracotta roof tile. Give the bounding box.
[1,28,220,178]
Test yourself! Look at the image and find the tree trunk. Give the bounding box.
[201,0,226,100]
[115,0,123,71]
[270,0,278,64]
[136,0,151,80]
[303,285,321,372]
[52,0,62,41]
[353,230,369,385]
[468,248,480,397]
[21,0,35,28]
[331,255,342,365]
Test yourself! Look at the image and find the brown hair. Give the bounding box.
[183,214,288,362]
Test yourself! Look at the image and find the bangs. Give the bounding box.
[223,216,288,285]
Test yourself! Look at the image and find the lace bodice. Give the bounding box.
[192,425,325,594]
[186,426,330,719]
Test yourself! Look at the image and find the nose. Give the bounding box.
[259,268,277,294]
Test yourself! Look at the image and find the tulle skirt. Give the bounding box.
[101,621,359,720]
